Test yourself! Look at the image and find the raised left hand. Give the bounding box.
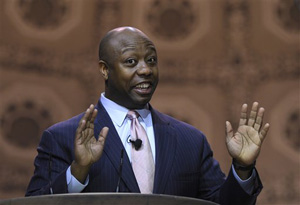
[225,102,270,166]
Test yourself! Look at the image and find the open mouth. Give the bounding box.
[135,83,150,89]
[134,82,152,94]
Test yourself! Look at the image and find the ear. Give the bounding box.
[99,60,109,80]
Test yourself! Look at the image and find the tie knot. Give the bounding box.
[127,110,139,120]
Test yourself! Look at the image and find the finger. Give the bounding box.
[86,104,95,122]
[239,104,248,126]
[75,119,86,142]
[248,102,259,127]
[259,123,270,142]
[89,108,98,124]
[83,104,96,128]
[225,121,234,144]
[254,107,264,131]
[76,105,94,141]
[81,106,93,125]
[98,127,109,144]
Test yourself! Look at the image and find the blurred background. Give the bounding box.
[0,0,299,204]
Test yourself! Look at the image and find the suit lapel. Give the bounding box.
[94,101,140,192]
[151,108,177,194]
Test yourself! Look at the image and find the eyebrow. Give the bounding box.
[148,45,156,53]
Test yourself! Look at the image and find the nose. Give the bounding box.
[136,61,152,76]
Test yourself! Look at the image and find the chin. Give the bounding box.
[131,99,150,109]
[133,102,148,109]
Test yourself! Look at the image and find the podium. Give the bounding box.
[0,193,219,205]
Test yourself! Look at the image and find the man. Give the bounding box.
[26,27,270,204]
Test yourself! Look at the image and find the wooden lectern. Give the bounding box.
[0,193,219,205]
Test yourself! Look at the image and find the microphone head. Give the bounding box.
[129,139,142,150]
[135,139,142,150]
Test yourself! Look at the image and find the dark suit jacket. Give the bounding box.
[26,100,262,204]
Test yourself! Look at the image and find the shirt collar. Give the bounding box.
[100,93,151,127]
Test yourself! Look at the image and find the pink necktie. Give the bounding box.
[127,110,154,194]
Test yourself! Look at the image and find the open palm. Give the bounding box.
[74,104,108,167]
[226,102,270,165]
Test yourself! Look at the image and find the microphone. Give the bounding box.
[48,153,53,194]
[129,138,142,150]
[116,149,124,192]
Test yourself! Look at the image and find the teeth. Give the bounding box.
[136,83,150,89]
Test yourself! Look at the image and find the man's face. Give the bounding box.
[104,29,159,109]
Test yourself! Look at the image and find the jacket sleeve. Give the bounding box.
[219,167,263,205]
[197,136,263,205]
[25,129,73,196]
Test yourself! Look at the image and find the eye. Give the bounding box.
[147,56,157,64]
[125,58,137,66]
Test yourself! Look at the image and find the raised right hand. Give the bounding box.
[71,104,109,183]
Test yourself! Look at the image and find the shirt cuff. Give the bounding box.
[66,166,89,193]
[232,164,256,195]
